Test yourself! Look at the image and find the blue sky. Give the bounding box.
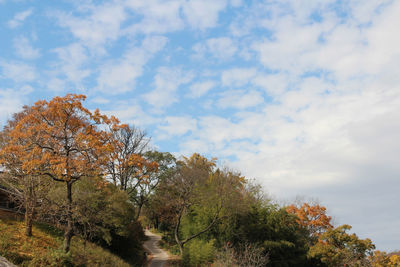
[1,0,400,251]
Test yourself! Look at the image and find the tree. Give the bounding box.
[131,151,175,220]
[5,94,118,252]
[156,153,246,255]
[369,250,400,267]
[226,204,311,267]
[286,203,333,241]
[106,125,160,219]
[107,124,153,191]
[308,224,375,267]
[0,106,50,236]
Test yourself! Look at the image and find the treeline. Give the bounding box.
[143,154,399,267]
[0,94,399,267]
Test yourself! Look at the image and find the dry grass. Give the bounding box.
[0,210,130,267]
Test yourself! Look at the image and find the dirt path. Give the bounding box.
[143,230,169,267]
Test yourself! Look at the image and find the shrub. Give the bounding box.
[182,239,215,267]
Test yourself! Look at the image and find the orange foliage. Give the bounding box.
[3,94,118,181]
[1,94,121,252]
[286,203,333,237]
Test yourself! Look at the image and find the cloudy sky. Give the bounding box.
[1,0,399,251]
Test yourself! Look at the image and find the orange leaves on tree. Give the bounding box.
[7,94,118,182]
[1,93,120,252]
[286,203,333,237]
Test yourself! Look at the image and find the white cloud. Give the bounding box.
[182,0,228,30]
[46,78,66,92]
[0,61,36,82]
[229,0,242,8]
[0,87,32,126]
[217,89,264,109]
[158,116,197,138]
[13,36,40,60]
[188,80,216,98]
[7,8,32,28]
[193,37,237,60]
[55,3,126,50]
[221,67,257,87]
[96,36,167,94]
[124,0,184,35]
[48,43,90,90]
[103,100,160,127]
[252,73,291,97]
[142,67,193,110]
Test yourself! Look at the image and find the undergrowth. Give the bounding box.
[0,210,130,267]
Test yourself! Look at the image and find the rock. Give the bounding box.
[0,256,17,267]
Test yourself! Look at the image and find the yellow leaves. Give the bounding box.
[370,250,400,267]
[389,255,400,266]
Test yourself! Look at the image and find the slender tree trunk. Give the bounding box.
[24,182,34,237]
[174,206,220,255]
[24,201,33,236]
[64,181,74,253]
[174,207,184,255]
[135,202,143,220]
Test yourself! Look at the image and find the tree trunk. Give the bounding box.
[64,181,74,253]
[174,207,185,255]
[135,198,144,220]
[24,202,33,236]
[24,183,34,237]
[174,206,220,255]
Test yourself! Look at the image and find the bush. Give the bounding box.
[182,239,216,267]
[101,221,146,266]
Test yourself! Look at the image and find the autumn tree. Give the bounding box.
[0,106,50,236]
[286,203,333,241]
[308,224,375,267]
[370,250,400,267]
[5,94,118,252]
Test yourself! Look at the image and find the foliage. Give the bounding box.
[132,151,176,220]
[182,239,216,266]
[369,250,400,267]
[153,153,247,255]
[286,203,333,240]
[308,224,375,267]
[224,204,311,267]
[0,107,51,236]
[39,176,146,265]
[0,94,120,252]
[1,94,396,267]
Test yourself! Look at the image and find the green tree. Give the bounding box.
[156,154,246,255]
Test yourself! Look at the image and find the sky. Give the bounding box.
[1,0,399,251]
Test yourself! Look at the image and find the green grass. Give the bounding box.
[0,210,131,267]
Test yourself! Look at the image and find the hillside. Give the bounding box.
[0,210,130,267]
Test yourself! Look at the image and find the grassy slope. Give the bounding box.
[0,210,131,267]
